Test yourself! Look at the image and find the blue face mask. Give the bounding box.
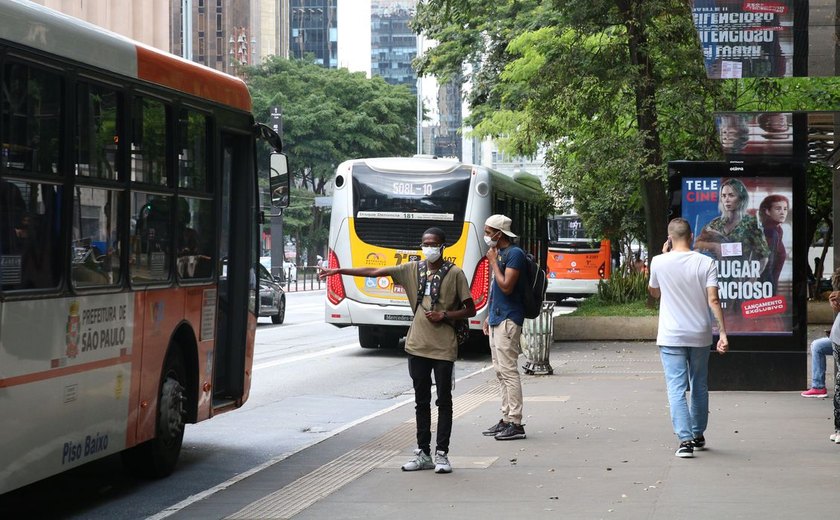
[422,245,442,262]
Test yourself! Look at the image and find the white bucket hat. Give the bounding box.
[485,214,517,238]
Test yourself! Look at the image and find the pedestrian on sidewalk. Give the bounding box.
[482,214,528,441]
[648,217,729,458]
[801,335,832,398]
[804,268,840,399]
[828,290,840,444]
[318,227,475,473]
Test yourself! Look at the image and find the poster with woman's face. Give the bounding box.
[682,176,793,335]
[716,113,792,156]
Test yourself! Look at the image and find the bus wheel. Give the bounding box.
[380,332,403,350]
[358,326,378,348]
[122,350,187,478]
[272,295,286,324]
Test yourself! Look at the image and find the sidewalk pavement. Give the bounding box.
[168,339,838,520]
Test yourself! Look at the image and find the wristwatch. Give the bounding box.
[443,311,449,319]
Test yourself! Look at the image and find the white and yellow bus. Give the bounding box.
[324,157,547,348]
[0,1,288,494]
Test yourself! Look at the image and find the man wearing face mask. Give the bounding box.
[482,214,528,441]
[318,227,475,473]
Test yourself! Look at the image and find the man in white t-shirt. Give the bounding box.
[649,217,729,458]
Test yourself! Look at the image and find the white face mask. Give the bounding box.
[422,246,442,263]
[484,234,499,248]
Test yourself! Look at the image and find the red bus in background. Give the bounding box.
[545,215,611,301]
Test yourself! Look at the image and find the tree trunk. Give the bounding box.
[618,0,669,258]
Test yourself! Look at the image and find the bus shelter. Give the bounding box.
[676,1,840,390]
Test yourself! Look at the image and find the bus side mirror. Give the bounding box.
[270,152,290,208]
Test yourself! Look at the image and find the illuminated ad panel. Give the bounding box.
[691,0,795,78]
[716,112,793,156]
[683,175,793,335]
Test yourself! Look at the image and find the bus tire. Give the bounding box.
[358,326,378,348]
[549,293,567,303]
[271,295,286,324]
[380,331,403,350]
[122,348,187,478]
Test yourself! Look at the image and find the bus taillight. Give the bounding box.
[470,256,490,310]
[598,262,606,279]
[327,249,345,305]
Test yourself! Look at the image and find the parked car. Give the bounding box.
[257,263,285,324]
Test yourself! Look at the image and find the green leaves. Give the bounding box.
[248,57,416,193]
[247,57,416,261]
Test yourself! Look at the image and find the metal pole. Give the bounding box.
[416,35,422,154]
[270,106,284,280]
[182,0,193,60]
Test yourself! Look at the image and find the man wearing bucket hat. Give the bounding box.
[482,214,527,441]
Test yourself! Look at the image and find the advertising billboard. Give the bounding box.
[691,0,795,78]
[716,112,793,156]
[669,161,806,351]
[683,176,792,335]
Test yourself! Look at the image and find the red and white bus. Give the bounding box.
[545,214,611,300]
[0,1,288,493]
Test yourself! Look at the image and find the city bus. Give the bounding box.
[0,1,288,494]
[545,214,611,300]
[324,157,547,348]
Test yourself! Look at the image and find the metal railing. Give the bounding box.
[280,265,324,292]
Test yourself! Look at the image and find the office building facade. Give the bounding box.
[290,0,337,67]
[371,1,417,94]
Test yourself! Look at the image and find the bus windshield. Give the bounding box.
[351,165,471,249]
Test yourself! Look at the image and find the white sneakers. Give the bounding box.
[401,448,452,473]
[401,449,434,471]
[434,450,452,473]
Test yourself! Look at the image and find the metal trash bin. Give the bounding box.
[522,301,555,375]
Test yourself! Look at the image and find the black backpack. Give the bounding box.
[520,250,547,319]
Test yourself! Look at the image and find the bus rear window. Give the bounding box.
[351,166,471,249]
[549,217,588,242]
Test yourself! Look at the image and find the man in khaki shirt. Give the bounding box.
[319,227,475,473]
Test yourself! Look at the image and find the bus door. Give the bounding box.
[213,132,253,406]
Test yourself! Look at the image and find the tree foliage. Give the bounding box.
[413,0,715,258]
[413,0,840,264]
[245,57,417,261]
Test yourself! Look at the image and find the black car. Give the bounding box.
[257,263,286,324]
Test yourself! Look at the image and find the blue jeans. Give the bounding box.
[659,346,711,442]
[810,337,833,389]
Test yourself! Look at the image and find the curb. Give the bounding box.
[554,302,835,341]
[553,315,658,341]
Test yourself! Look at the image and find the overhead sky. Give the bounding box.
[337,0,372,76]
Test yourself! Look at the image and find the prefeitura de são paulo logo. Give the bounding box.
[66,300,80,358]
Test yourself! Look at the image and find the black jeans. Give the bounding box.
[408,354,454,454]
